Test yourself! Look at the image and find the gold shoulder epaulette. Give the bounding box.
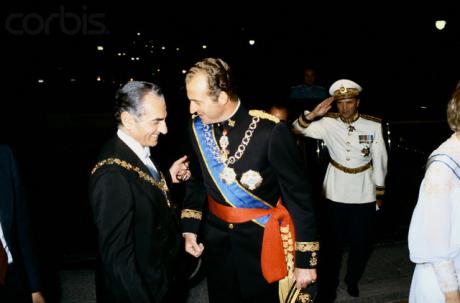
[325,112,340,118]
[249,109,280,123]
[360,114,382,123]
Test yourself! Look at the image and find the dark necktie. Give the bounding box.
[144,153,160,181]
[147,164,160,181]
[0,242,7,285]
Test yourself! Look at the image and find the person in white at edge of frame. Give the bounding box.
[408,83,460,303]
[292,79,388,302]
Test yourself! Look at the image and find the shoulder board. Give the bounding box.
[249,109,280,123]
[360,114,382,123]
[325,112,339,118]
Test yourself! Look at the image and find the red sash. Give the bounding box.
[208,196,296,283]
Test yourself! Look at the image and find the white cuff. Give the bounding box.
[432,259,459,292]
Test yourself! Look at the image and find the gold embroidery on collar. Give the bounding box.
[91,158,171,207]
[181,209,203,220]
[339,112,360,124]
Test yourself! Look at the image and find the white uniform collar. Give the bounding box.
[339,112,360,124]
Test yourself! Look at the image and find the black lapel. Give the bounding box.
[112,137,165,197]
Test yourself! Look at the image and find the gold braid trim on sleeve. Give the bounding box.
[296,241,319,252]
[181,209,202,220]
[296,241,320,267]
[297,113,311,128]
[376,186,385,197]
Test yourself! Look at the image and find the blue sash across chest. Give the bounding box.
[192,117,272,226]
[427,153,460,180]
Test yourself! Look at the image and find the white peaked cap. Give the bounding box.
[329,79,362,100]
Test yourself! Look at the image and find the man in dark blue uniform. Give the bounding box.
[181,58,319,303]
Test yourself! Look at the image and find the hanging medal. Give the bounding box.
[219,129,230,162]
[348,124,355,132]
[203,117,260,185]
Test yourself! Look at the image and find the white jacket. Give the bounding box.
[293,112,388,204]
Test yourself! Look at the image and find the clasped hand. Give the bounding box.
[169,155,191,183]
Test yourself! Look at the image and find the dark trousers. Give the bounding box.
[0,264,32,303]
[318,200,375,301]
[206,266,278,303]
[204,217,279,303]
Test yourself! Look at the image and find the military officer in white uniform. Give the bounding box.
[292,79,388,302]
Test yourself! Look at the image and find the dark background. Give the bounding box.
[1,1,459,300]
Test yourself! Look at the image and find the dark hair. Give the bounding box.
[185,57,238,101]
[114,81,163,125]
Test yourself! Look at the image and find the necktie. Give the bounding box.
[144,147,160,181]
[0,242,7,285]
[146,161,160,181]
[144,151,160,181]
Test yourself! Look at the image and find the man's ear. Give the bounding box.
[121,111,135,129]
[217,91,230,105]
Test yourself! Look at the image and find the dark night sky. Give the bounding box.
[2,2,460,153]
[3,2,460,120]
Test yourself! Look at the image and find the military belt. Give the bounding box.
[330,159,372,174]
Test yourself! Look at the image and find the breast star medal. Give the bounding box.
[361,146,370,157]
[220,166,237,185]
[240,170,263,190]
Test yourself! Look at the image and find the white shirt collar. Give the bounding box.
[117,129,150,161]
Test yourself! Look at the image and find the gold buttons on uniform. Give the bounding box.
[228,223,234,229]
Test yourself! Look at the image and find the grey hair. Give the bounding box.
[114,81,163,126]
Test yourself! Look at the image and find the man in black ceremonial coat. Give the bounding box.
[89,81,190,303]
[181,58,319,303]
